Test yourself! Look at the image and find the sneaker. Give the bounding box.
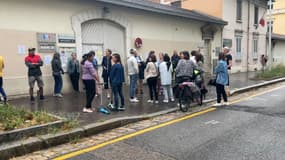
[155,100,159,104]
[163,100,169,103]
[213,103,222,107]
[83,108,93,113]
[223,102,230,106]
[118,106,126,111]
[30,96,35,102]
[56,94,63,98]
[130,98,139,103]
[147,100,153,103]
[171,98,175,102]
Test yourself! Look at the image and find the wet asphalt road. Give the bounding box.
[66,86,285,160]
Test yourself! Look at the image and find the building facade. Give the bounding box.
[155,0,268,73]
[0,0,226,97]
[271,0,285,35]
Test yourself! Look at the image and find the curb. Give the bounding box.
[230,77,285,96]
[2,77,285,159]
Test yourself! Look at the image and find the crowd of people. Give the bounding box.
[0,46,233,113]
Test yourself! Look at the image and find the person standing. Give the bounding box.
[214,53,229,106]
[0,55,7,104]
[175,51,196,84]
[25,48,44,102]
[81,52,100,113]
[145,54,159,104]
[67,53,80,92]
[110,53,125,111]
[136,53,145,94]
[90,51,100,97]
[159,54,174,103]
[102,49,112,99]
[127,49,139,103]
[157,53,164,96]
[190,50,198,64]
[224,47,232,95]
[51,52,64,98]
[171,50,180,71]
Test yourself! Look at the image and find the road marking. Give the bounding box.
[53,108,216,160]
[205,120,220,125]
[229,85,285,105]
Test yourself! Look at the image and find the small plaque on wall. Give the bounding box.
[37,33,56,53]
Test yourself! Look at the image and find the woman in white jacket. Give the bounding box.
[159,54,174,103]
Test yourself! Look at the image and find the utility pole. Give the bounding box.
[268,0,273,70]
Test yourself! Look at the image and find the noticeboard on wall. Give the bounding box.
[58,47,76,72]
[37,33,57,53]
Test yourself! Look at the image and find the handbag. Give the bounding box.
[208,78,216,86]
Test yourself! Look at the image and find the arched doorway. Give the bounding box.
[81,19,126,80]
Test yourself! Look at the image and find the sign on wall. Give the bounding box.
[223,39,232,48]
[58,34,76,44]
[37,33,56,53]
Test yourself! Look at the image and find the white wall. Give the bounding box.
[272,40,285,65]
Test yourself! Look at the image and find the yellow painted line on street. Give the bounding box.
[53,107,216,160]
[229,85,285,105]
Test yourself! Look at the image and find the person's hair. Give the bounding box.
[106,49,112,55]
[218,52,225,61]
[149,54,157,63]
[195,53,203,62]
[81,52,93,65]
[71,52,76,57]
[182,51,190,60]
[89,50,96,56]
[149,50,155,56]
[112,53,122,64]
[191,50,198,57]
[130,49,136,55]
[52,52,60,60]
[163,54,171,71]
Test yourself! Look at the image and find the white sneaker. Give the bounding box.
[223,102,230,106]
[147,100,153,103]
[170,98,175,102]
[155,100,159,104]
[83,108,93,113]
[130,98,139,103]
[56,94,63,98]
[163,100,169,103]
[213,103,222,107]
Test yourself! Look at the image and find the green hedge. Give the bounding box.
[255,65,285,80]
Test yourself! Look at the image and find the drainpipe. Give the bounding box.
[246,0,250,72]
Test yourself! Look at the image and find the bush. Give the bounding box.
[255,65,285,80]
[0,105,56,131]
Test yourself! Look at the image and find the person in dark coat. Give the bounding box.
[101,49,112,99]
[52,52,64,97]
[67,53,80,92]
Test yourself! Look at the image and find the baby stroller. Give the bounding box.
[173,76,202,112]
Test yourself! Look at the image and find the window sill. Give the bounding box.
[236,20,242,24]
[235,59,242,62]
[253,58,258,61]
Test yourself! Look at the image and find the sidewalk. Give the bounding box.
[10,72,263,125]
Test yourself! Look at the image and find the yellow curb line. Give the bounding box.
[53,108,216,160]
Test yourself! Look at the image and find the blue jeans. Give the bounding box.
[129,74,138,99]
[53,74,63,94]
[112,83,125,109]
[0,77,7,98]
